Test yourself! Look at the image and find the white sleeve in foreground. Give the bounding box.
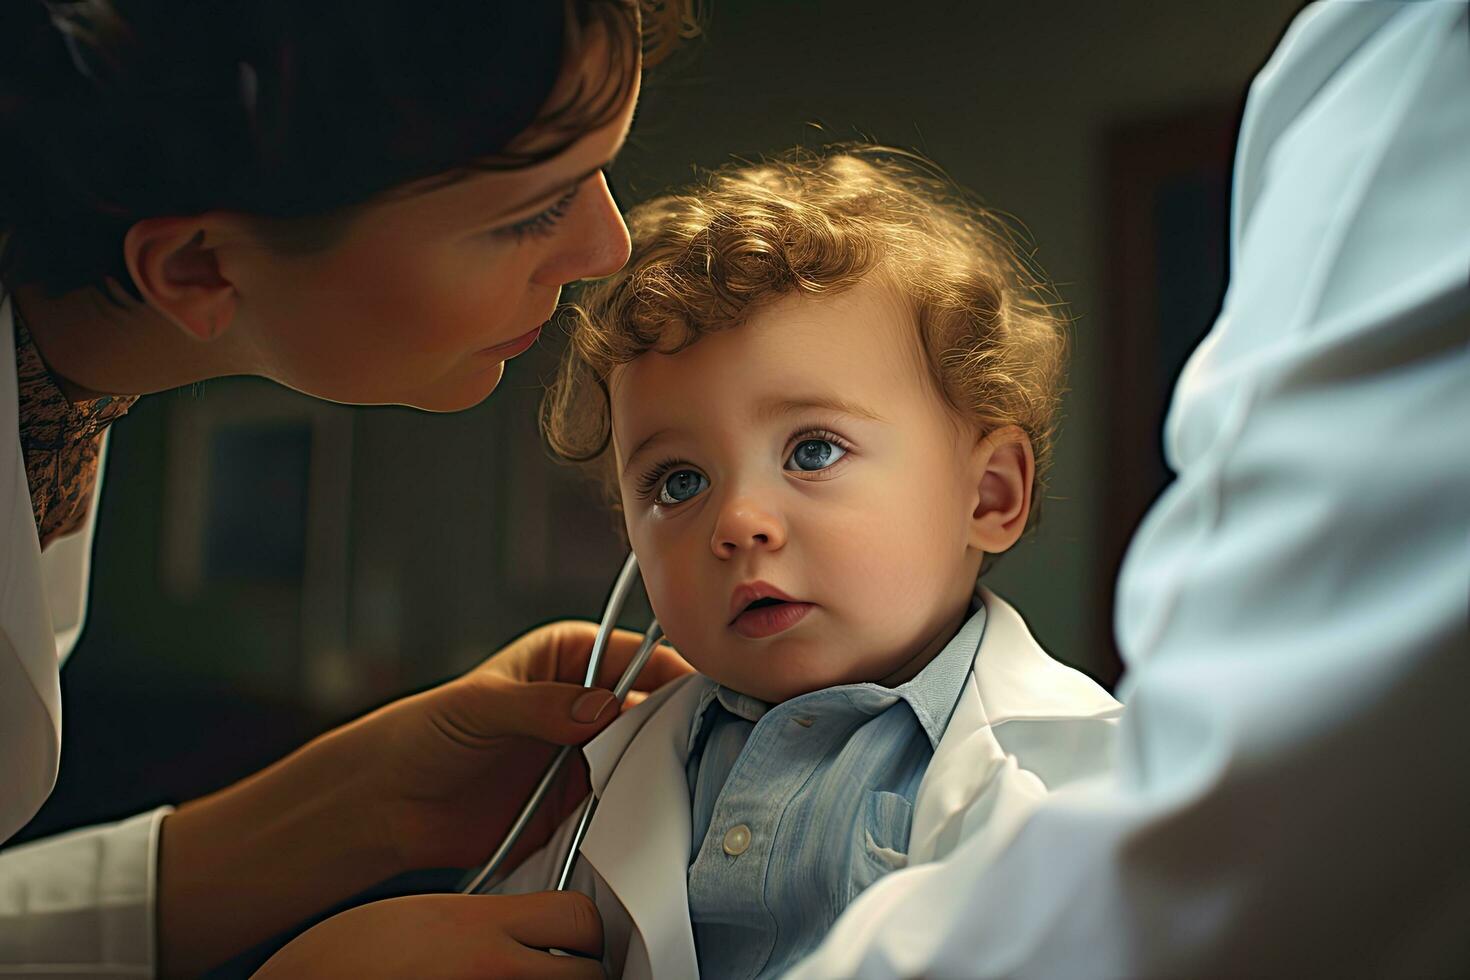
[786,3,1470,977]
[0,807,172,978]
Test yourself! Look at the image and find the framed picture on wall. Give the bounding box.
[160,377,357,706]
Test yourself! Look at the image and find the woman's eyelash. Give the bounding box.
[499,183,580,240]
[632,426,854,503]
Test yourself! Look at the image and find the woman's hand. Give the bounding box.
[360,619,691,872]
[253,892,607,979]
[158,621,689,978]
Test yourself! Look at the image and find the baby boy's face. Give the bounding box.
[609,277,986,703]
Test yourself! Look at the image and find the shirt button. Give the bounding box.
[722,824,752,856]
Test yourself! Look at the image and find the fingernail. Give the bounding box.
[571,690,617,724]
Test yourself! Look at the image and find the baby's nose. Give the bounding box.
[711,499,787,558]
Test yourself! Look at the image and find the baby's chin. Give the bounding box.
[676,623,901,702]
[701,657,876,705]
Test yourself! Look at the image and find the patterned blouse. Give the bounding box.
[12,305,138,549]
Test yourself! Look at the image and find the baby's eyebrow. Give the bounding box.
[753,394,888,426]
[620,394,887,477]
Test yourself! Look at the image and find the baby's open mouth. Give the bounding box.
[729,596,789,624]
[729,596,815,639]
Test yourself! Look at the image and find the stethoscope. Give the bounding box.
[460,551,661,895]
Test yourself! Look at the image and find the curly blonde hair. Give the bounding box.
[542,144,1069,532]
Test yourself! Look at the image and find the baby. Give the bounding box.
[488,146,1121,979]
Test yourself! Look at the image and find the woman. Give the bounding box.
[0,1,694,976]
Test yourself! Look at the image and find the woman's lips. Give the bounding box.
[730,601,815,639]
[479,325,542,358]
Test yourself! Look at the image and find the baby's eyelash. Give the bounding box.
[632,427,854,503]
[634,455,685,500]
[498,183,580,241]
[789,425,852,453]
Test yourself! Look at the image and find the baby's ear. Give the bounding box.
[967,426,1035,555]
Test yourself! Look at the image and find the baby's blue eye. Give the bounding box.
[785,438,847,472]
[640,430,849,506]
[656,469,708,505]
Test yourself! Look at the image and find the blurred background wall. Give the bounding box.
[18,0,1303,851]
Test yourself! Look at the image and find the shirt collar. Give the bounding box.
[687,581,988,750]
[889,593,986,747]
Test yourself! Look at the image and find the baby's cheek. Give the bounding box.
[814,511,905,596]
[643,571,709,665]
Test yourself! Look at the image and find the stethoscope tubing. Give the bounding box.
[552,618,663,890]
[460,552,659,895]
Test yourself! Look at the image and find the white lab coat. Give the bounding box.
[493,588,1123,979]
[786,2,1470,977]
[0,296,170,978]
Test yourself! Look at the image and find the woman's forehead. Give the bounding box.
[368,75,638,233]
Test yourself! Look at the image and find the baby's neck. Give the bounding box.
[870,601,975,690]
[725,597,977,705]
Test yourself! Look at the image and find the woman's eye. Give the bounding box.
[656,469,708,505]
[497,184,580,241]
[785,438,847,472]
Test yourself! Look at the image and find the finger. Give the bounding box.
[499,891,604,959]
[476,620,613,686]
[621,690,649,712]
[451,674,621,745]
[450,627,690,744]
[574,625,673,690]
[513,947,606,980]
[494,621,690,690]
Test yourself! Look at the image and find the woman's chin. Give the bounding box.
[396,361,507,413]
[282,358,508,412]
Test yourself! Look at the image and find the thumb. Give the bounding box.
[444,673,621,746]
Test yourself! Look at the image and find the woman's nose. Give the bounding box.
[711,495,787,559]
[533,172,631,286]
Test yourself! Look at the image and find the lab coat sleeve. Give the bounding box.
[0,806,172,978]
[785,3,1470,978]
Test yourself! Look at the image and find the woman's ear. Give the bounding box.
[123,216,240,342]
[967,425,1035,555]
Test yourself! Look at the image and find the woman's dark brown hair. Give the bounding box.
[0,0,698,298]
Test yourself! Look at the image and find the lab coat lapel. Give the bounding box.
[0,296,63,842]
[908,588,1121,865]
[576,589,1119,972]
[580,673,709,980]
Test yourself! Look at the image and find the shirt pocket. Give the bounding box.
[848,790,912,903]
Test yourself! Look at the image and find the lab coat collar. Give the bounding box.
[576,586,1120,977]
[581,673,708,980]
[0,295,63,842]
[908,586,1121,864]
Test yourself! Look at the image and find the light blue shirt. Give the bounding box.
[683,601,987,980]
